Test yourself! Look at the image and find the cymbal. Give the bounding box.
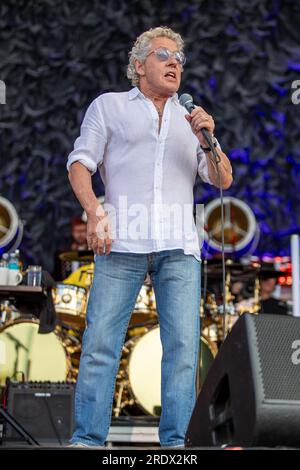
[59,250,94,262]
[203,260,260,282]
[258,262,288,279]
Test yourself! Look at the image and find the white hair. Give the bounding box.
[127,26,185,87]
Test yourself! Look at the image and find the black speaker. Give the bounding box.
[185,314,300,447]
[5,381,75,444]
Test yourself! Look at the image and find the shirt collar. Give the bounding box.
[128,87,140,100]
[128,87,179,103]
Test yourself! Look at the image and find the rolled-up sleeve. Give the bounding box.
[196,138,222,184]
[67,99,107,175]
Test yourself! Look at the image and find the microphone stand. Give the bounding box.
[201,129,227,343]
[0,379,39,446]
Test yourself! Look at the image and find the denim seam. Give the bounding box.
[101,278,147,442]
[74,328,89,422]
[184,279,201,437]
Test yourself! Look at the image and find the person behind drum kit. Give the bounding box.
[69,217,89,252]
[66,27,232,448]
[53,217,89,281]
[259,263,288,316]
[231,262,289,316]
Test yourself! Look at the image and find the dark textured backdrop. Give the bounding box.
[0,0,300,271]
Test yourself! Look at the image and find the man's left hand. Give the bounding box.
[185,107,215,147]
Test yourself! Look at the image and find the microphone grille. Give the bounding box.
[179,93,193,107]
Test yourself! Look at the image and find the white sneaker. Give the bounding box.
[68,443,89,448]
[68,442,105,449]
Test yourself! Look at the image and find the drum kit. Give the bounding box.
[201,258,261,343]
[0,250,272,417]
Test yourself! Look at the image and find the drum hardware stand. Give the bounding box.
[114,357,129,417]
[253,277,261,314]
[224,269,234,336]
[216,269,235,338]
[113,380,135,417]
[0,406,39,446]
[0,301,13,325]
[114,381,126,417]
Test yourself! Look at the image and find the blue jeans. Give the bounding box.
[70,249,201,447]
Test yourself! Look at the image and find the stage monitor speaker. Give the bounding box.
[185,314,300,447]
[5,381,75,444]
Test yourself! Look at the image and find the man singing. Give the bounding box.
[67,26,232,448]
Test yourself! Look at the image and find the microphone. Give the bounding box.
[178,93,195,113]
[179,93,213,152]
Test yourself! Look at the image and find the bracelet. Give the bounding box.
[200,137,217,153]
[201,145,213,153]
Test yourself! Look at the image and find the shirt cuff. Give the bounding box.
[198,157,214,184]
[66,154,98,175]
[197,137,223,184]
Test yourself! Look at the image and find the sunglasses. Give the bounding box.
[147,47,186,67]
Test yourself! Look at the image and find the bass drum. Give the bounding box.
[0,319,71,386]
[117,326,217,416]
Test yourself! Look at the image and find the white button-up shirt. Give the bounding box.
[67,87,214,260]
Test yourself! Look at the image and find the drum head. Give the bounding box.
[0,320,68,386]
[128,327,162,416]
[127,327,216,416]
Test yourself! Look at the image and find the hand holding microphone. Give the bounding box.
[179,93,216,151]
[184,108,215,146]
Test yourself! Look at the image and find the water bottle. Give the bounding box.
[8,253,18,270]
[7,252,23,286]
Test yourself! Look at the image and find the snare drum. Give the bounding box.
[52,283,87,327]
[116,326,217,416]
[0,319,72,386]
